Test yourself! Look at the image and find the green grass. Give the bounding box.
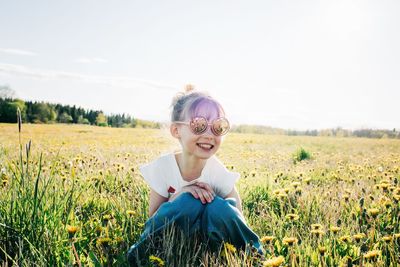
[1,123,400,266]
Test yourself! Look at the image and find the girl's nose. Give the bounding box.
[202,125,214,137]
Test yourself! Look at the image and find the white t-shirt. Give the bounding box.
[139,152,240,199]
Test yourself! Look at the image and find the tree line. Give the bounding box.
[231,125,400,139]
[0,97,160,129]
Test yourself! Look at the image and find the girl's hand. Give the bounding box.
[181,182,215,204]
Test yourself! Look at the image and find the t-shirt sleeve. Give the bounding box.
[211,157,240,198]
[139,158,169,198]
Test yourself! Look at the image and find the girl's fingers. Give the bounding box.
[189,187,199,199]
[202,189,212,202]
[194,187,206,203]
[196,182,215,196]
[199,188,213,203]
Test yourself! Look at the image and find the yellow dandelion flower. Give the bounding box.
[224,242,237,253]
[277,192,288,198]
[285,214,299,221]
[67,225,78,238]
[283,188,290,193]
[263,255,285,267]
[260,236,275,244]
[273,189,281,195]
[102,214,112,225]
[149,255,165,266]
[283,237,298,246]
[364,250,380,261]
[291,182,301,189]
[318,246,327,256]
[382,235,392,243]
[311,224,323,230]
[127,210,136,217]
[367,208,380,218]
[352,233,366,242]
[379,183,389,190]
[330,226,341,234]
[310,229,325,238]
[379,179,390,185]
[95,225,103,235]
[393,233,400,239]
[97,237,112,247]
[339,235,351,243]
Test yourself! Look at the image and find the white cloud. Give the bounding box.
[0,62,177,91]
[0,48,37,56]
[75,57,108,64]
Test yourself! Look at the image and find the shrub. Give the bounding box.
[292,147,311,163]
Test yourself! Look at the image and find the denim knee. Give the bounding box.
[148,192,205,235]
[171,192,205,217]
[202,196,242,231]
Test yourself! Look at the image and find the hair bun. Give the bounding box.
[184,84,195,93]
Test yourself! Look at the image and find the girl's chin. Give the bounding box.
[194,147,216,158]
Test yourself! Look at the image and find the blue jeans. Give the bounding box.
[127,193,262,265]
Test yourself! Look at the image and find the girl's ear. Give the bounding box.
[170,123,180,138]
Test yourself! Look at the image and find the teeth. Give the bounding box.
[198,143,213,149]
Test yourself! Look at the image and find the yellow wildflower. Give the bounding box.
[127,210,136,217]
[285,214,299,221]
[311,224,323,230]
[260,236,275,244]
[363,250,380,261]
[318,246,327,256]
[367,208,379,218]
[339,235,351,243]
[352,233,366,242]
[283,237,298,246]
[310,229,325,238]
[224,242,237,253]
[97,237,112,247]
[291,182,301,189]
[382,235,392,243]
[149,255,165,267]
[67,225,78,238]
[263,256,285,267]
[330,226,341,234]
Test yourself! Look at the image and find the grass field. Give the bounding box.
[1,123,400,266]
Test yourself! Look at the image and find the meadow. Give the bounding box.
[0,123,399,266]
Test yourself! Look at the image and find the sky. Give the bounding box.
[0,0,399,130]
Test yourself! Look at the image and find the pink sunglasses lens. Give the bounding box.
[212,118,230,136]
[190,117,208,134]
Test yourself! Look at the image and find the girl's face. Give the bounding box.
[173,106,224,160]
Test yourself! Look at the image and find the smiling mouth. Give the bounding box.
[197,143,214,150]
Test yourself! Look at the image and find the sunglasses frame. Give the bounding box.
[173,116,230,136]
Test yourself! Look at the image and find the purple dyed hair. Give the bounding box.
[171,91,225,122]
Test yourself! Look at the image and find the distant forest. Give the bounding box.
[231,125,400,139]
[0,86,398,138]
[0,86,160,128]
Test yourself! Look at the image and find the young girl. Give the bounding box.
[128,87,262,265]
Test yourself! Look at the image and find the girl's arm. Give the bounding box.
[149,188,168,217]
[225,185,243,214]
